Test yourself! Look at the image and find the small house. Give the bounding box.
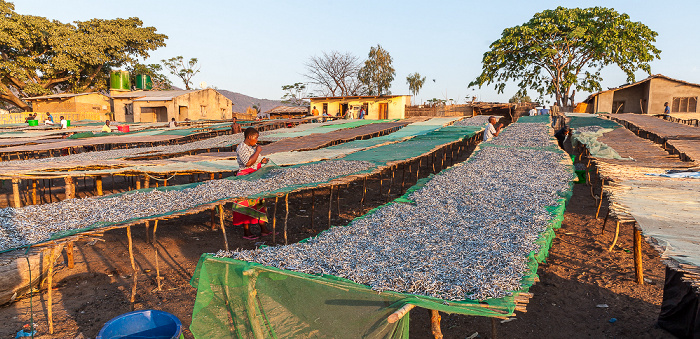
[583,74,700,117]
[308,95,411,120]
[265,106,309,119]
[25,93,111,114]
[112,89,233,123]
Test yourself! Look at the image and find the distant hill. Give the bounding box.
[217,90,284,113]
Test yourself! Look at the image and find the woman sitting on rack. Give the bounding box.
[233,127,273,240]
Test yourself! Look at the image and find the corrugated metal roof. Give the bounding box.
[25,92,102,100]
[265,106,309,114]
[307,95,411,100]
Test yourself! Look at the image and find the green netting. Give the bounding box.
[155,128,208,136]
[568,115,620,130]
[263,120,391,140]
[517,115,551,123]
[188,120,574,338]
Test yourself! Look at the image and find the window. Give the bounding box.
[672,97,698,113]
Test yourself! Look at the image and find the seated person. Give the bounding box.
[101,120,112,133]
[483,116,503,141]
[554,126,571,149]
[169,118,177,128]
[233,127,272,240]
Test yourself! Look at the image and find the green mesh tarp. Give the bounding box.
[568,115,620,130]
[188,119,574,338]
[568,115,628,160]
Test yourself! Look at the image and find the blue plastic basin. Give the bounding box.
[96,309,182,339]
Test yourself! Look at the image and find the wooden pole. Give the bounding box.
[310,190,315,231]
[48,179,53,203]
[491,318,498,339]
[634,226,644,285]
[32,179,37,205]
[601,208,610,234]
[272,196,278,243]
[145,221,150,244]
[143,175,149,189]
[11,178,21,208]
[152,220,159,243]
[608,221,621,251]
[219,205,228,251]
[127,225,138,305]
[360,177,367,211]
[284,193,289,245]
[388,304,415,323]
[328,185,333,229]
[416,158,421,182]
[430,310,443,339]
[401,163,407,191]
[65,176,75,200]
[96,176,103,196]
[135,176,141,190]
[595,194,604,219]
[66,241,75,269]
[154,244,162,291]
[47,246,56,334]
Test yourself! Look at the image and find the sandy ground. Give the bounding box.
[0,160,674,338]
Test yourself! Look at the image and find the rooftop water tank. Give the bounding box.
[110,70,131,90]
[135,74,153,90]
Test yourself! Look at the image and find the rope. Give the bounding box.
[142,173,177,182]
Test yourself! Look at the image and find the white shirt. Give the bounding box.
[236,142,260,169]
[529,108,537,116]
[60,119,67,129]
[483,123,497,141]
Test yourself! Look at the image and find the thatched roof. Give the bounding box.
[265,106,309,114]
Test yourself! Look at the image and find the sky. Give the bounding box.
[14,0,700,104]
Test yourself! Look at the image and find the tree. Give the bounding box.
[281,82,308,106]
[406,72,426,103]
[358,45,395,96]
[161,56,200,90]
[508,90,531,103]
[126,63,172,90]
[0,0,167,110]
[470,7,661,107]
[304,51,364,96]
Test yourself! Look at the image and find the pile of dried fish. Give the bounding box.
[453,115,491,126]
[487,123,553,148]
[0,160,373,251]
[219,123,573,301]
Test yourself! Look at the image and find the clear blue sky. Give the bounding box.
[15,0,700,104]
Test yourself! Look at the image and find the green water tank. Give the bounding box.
[134,74,153,90]
[110,70,131,90]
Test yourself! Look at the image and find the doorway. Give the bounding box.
[179,106,188,121]
[340,103,349,117]
[378,103,388,119]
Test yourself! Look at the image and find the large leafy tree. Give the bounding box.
[358,44,395,96]
[281,82,308,106]
[406,72,426,102]
[161,56,200,90]
[0,0,167,110]
[470,7,661,107]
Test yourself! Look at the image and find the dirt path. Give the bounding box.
[0,176,673,338]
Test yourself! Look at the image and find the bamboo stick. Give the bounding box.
[32,180,37,205]
[608,221,621,251]
[65,176,75,200]
[96,176,103,196]
[272,196,278,243]
[328,185,333,228]
[66,241,74,269]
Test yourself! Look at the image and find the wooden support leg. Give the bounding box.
[634,226,644,285]
[66,241,75,269]
[145,221,150,244]
[47,246,56,334]
[96,176,103,196]
[32,179,37,205]
[416,158,421,182]
[127,226,138,306]
[328,186,334,229]
[430,309,443,339]
[310,190,315,231]
[491,318,498,339]
[401,163,407,191]
[219,205,228,251]
[595,193,604,219]
[143,175,149,189]
[48,179,53,203]
[601,208,610,234]
[284,193,289,245]
[360,177,367,211]
[272,196,279,243]
[608,221,621,252]
[11,178,21,208]
[153,220,159,243]
[65,176,75,200]
[154,244,162,292]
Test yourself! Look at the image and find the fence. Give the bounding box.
[405,104,474,117]
[0,112,112,125]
